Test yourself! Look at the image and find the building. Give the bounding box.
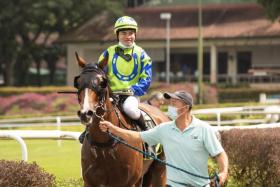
[59,3,280,86]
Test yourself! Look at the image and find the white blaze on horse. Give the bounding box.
[74,52,169,187]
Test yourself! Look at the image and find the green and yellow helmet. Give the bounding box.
[114,16,138,34]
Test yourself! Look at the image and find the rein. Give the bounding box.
[106,132,220,187]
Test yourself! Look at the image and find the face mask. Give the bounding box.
[118,41,135,49]
[167,106,178,120]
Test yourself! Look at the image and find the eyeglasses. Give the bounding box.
[115,47,134,61]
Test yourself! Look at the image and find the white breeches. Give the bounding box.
[122,96,141,120]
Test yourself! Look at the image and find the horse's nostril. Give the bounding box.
[77,111,81,117]
[87,110,94,117]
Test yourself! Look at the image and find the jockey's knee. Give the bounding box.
[124,109,141,120]
[123,96,140,119]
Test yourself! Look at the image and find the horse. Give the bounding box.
[74,52,170,187]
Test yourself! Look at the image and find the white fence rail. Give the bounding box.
[0,130,80,161]
[1,105,280,161]
[0,105,279,128]
[192,105,280,126]
[0,115,80,128]
[1,124,280,161]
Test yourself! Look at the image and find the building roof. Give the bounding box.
[59,3,280,43]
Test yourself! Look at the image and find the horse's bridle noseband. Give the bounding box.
[91,97,107,121]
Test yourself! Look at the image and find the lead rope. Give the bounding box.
[106,132,220,187]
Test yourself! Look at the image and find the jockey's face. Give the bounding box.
[118,29,136,47]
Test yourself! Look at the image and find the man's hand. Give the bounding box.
[218,172,227,186]
[210,172,227,187]
[99,120,114,133]
[99,120,141,143]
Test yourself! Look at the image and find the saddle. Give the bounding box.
[111,93,163,131]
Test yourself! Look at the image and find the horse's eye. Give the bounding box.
[100,78,108,88]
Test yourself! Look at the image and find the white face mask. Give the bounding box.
[118,41,135,49]
[167,106,178,120]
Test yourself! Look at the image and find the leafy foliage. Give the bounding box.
[0,160,55,187]
[0,93,78,116]
[221,128,280,186]
[257,0,280,20]
[0,0,124,86]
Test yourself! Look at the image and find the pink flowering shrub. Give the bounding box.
[148,83,218,104]
[0,93,79,116]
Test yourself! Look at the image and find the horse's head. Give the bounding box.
[74,52,108,125]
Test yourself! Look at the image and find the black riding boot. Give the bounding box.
[136,114,147,131]
[79,130,86,144]
[136,114,156,157]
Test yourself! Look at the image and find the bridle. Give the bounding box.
[74,63,125,148]
[74,64,108,122]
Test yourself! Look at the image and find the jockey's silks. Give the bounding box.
[98,44,152,96]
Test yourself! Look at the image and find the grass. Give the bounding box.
[0,139,81,179]
[0,124,84,181]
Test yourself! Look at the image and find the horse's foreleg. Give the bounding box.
[84,182,91,187]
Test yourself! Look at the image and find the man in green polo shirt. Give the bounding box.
[99,91,228,187]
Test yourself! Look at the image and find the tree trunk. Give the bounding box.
[47,60,56,84]
[35,60,42,87]
[2,60,15,86]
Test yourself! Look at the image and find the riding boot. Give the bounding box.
[136,114,147,131]
[79,130,86,144]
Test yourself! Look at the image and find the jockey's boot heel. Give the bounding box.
[137,114,147,131]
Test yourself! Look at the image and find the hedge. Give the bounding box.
[221,128,280,186]
[0,86,76,97]
[0,160,55,187]
[218,88,280,103]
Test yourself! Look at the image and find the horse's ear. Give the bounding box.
[75,52,86,67]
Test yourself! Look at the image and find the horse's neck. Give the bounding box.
[104,94,133,129]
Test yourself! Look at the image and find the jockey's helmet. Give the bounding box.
[114,16,138,34]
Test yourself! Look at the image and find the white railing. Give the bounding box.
[192,105,280,126]
[1,105,280,162]
[0,115,80,128]
[2,123,280,161]
[214,123,280,131]
[0,132,28,161]
[0,130,80,161]
[0,105,279,128]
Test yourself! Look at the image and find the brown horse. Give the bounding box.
[74,53,169,187]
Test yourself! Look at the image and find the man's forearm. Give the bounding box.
[109,125,142,143]
[216,151,228,174]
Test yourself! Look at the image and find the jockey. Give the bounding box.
[97,16,152,131]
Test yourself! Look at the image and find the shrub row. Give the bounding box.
[218,88,280,103]
[0,86,75,97]
[0,93,79,116]
[0,160,55,187]
[0,83,218,104]
[0,160,84,187]
[2,85,280,104]
[220,128,280,186]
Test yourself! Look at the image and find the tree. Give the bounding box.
[0,0,124,86]
[257,0,280,21]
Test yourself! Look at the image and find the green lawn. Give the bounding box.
[0,139,81,179]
